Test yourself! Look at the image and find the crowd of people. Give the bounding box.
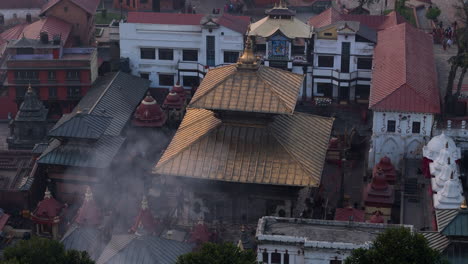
[433,21,458,50]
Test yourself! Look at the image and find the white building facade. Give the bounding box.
[256,216,411,264]
[369,111,434,169]
[0,8,41,23]
[120,13,249,89]
[312,21,374,104]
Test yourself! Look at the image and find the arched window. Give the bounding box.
[0,14,4,25]
[13,13,17,19]
[26,13,31,23]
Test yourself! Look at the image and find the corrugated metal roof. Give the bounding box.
[420,231,450,252]
[190,65,304,115]
[39,136,125,168]
[154,109,333,187]
[441,210,468,237]
[249,16,312,38]
[62,225,104,260]
[96,235,193,264]
[48,114,112,139]
[436,209,459,232]
[369,23,440,114]
[39,72,150,168]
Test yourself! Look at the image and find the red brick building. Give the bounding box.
[40,0,100,46]
[2,36,98,119]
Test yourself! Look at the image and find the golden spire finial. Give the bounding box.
[84,186,93,202]
[461,198,467,209]
[44,187,52,199]
[27,83,33,93]
[237,36,256,66]
[279,0,287,8]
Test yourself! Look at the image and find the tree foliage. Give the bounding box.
[345,227,448,264]
[426,7,441,21]
[176,242,257,264]
[1,237,94,264]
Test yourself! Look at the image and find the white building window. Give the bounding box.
[224,51,239,63]
[159,74,174,86]
[140,73,149,79]
[159,49,173,60]
[412,121,421,134]
[183,50,198,61]
[387,120,396,132]
[357,58,372,70]
[140,48,155,59]
[317,83,333,97]
[271,253,281,264]
[318,55,334,67]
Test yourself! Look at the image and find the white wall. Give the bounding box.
[313,33,374,99]
[258,243,351,264]
[0,8,41,21]
[120,22,244,88]
[369,111,434,169]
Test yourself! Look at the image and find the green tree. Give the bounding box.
[426,7,441,21]
[445,0,468,114]
[345,227,448,264]
[176,242,257,264]
[1,237,94,264]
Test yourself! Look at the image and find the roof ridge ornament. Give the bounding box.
[237,35,258,69]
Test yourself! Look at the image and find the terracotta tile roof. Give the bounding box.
[369,23,440,114]
[127,12,250,33]
[154,109,334,187]
[127,12,204,25]
[1,16,72,43]
[190,64,304,114]
[0,0,47,9]
[308,8,406,31]
[1,24,28,41]
[215,14,250,34]
[41,0,100,15]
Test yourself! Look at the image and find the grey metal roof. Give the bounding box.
[39,72,150,168]
[61,225,104,260]
[38,136,125,168]
[316,21,377,43]
[436,209,459,232]
[97,235,193,264]
[441,210,468,237]
[48,114,112,139]
[420,231,450,252]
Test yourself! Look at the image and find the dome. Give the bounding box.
[434,174,464,209]
[31,188,65,224]
[369,211,385,223]
[172,82,186,101]
[371,171,389,191]
[133,92,167,127]
[376,156,394,171]
[74,186,101,226]
[423,132,460,160]
[129,196,158,235]
[163,92,184,110]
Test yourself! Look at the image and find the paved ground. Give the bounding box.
[0,123,10,151]
[431,0,463,27]
[433,43,468,103]
[402,159,432,230]
[335,0,396,15]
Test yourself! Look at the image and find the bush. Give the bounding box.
[426,7,441,21]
